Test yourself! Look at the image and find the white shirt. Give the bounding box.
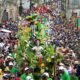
[32,46,43,55]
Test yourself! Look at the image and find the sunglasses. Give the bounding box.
[10,77,15,78]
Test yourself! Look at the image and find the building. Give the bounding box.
[66,0,80,19]
[0,0,21,22]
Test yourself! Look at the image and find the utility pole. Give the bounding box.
[19,0,23,16]
[30,0,32,10]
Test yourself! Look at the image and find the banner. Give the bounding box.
[77,18,80,29]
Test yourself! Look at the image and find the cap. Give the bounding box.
[3,74,9,79]
[7,56,12,59]
[59,66,65,70]
[4,67,10,71]
[24,67,29,71]
[9,62,13,66]
[26,76,33,80]
[59,63,64,66]
[43,72,49,77]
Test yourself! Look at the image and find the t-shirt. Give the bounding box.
[28,73,34,79]
[21,73,27,80]
[60,71,71,80]
[70,75,78,80]
[10,67,19,74]
[48,78,53,80]
[32,46,43,55]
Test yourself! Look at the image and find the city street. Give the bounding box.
[0,0,80,80]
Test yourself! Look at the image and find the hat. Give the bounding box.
[8,54,12,56]
[4,67,10,71]
[75,61,79,64]
[59,63,64,66]
[26,76,33,80]
[9,62,13,66]
[24,67,29,71]
[7,56,12,59]
[59,66,65,70]
[43,72,49,78]
[3,74,9,79]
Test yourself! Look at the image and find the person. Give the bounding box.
[2,10,8,23]
[58,66,71,80]
[9,74,16,80]
[21,67,30,80]
[41,72,52,80]
[32,39,43,64]
[9,62,19,74]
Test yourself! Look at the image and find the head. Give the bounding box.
[36,39,40,46]
[42,75,48,80]
[9,62,14,69]
[42,72,49,80]
[58,66,65,74]
[24,67,30,74]
[9,74,16,80]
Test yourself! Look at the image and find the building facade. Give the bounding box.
[0,0,21,22]
[66,0,80,19]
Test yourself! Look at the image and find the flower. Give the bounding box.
[40,69,45,74]
[46,57,51,62]
[41,63,45,67]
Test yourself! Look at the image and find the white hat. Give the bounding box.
[59,66,65,70]
[43,72,49,77]
[7,56,12,59]
[59,63,64,66]
[26,76,33,80]
[9,53,12,56]
[9,62,13,66]
[75,61,79,64]
[24,67,29,71]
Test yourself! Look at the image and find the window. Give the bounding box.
[69,0,80,9]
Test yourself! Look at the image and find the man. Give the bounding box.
[21,67,30,80]
[58,66,71,80]
[41,72,52,80]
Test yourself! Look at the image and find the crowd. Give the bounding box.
[0,3,80,80]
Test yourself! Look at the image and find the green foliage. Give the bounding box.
[43,44,55,57]
[16,28,39,67]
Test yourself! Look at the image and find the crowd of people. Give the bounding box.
[0,2,80,80]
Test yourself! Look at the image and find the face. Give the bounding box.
[10,75,15,80]
[36,40,40,46]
